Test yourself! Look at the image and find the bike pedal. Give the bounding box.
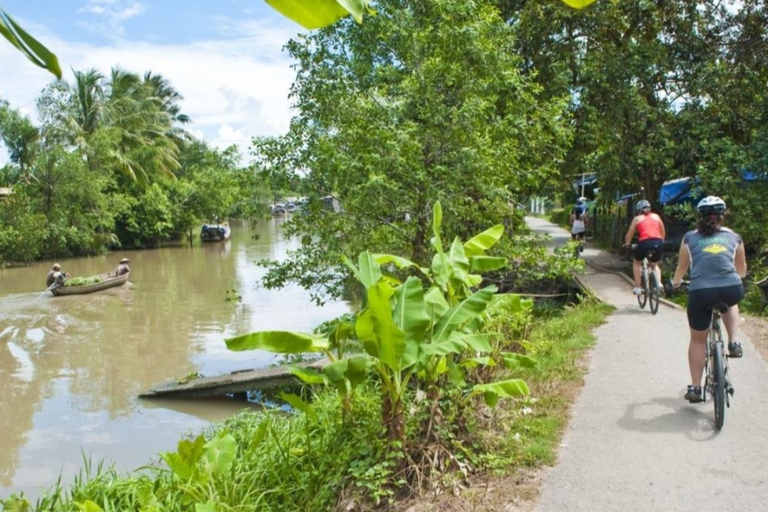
[728,387,735,396]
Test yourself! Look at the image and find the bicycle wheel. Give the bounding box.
[637,270,648,309]
[712,341,726,430]
[649,272,660,315]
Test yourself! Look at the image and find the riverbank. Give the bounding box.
[1,295,611,511]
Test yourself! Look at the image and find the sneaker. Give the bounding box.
[728,341,743,358]
[632,287,643,296]
[685,385,703,403]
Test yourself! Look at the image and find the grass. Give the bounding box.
[475,298,612,472]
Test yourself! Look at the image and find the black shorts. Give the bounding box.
[571,232,585,240]
[634,238,663,263]
[686,284,744,331]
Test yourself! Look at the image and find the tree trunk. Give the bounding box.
[382,393,405,447]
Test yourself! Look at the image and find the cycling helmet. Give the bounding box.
[696,196,726,215]
[576,197,586,205]
[635,199,651,214]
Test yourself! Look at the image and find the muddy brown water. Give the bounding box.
[0,219,350,500]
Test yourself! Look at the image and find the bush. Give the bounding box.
[548,207,571,229]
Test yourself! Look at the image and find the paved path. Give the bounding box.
[526,217,768,512]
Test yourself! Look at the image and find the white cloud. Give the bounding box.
[78,1,147,37]
[0,16,300,162]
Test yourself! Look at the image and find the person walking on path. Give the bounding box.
[624,199,665,296]
[671,196,747,403]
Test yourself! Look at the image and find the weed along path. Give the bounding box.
[525,217,768,511]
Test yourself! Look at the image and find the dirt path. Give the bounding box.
[526,217,768,512]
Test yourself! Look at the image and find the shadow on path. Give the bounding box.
[618,397,719,441]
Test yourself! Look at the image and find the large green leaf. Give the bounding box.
[393,277,430,344]
[289,365,327,385]
[501,353,538,369]
[225,331,328,353]
[451,333,492,353]
[161,435,205,481]
[265,0,348,29]
[0,10,62,79]
[249,421,270,452]
[473,379,530,408]
[430,201,444,254]
[433,286,496,343]
[469,256,507,273]
[367,281,407,371]
[344,355,369,388]
[280,392,318,421]
[449,237,470,284]
[342,252,382,289]
[178,435,206,466]
[418,337,468,359]
[424,286,450,325]
[463,224,504,257]
[373,253,431,278]
[322,359,348,382]
[203,434,237,477]
[357,252,382,288]
[355,309,378,357]
[431,252,451,289]
[487,294,533,315]
[560,0,599,9]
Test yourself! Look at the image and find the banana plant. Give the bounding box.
[226,249,528,445]
[374,201,507,307]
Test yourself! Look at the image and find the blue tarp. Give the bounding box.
[659,177,696,206]
[741,169,768,182]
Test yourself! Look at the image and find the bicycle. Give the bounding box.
[679,281,734,430]
[571,233,585,258]
[629,244,661,314]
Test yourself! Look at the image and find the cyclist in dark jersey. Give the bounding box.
[624,199,665,296]
[671,196,747,403]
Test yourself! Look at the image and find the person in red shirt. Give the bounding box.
[624,199,666,296]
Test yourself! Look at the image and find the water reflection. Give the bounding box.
[0,219,350,498]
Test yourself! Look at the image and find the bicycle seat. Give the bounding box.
[713,302,730,314]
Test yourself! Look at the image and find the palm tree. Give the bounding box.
[70,69,104,139]
[103,68,181,184]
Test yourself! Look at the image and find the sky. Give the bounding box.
[0,0,305,162]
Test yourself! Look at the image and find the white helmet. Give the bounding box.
[696,196,726,215]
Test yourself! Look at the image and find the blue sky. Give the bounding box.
[0,0,305,160]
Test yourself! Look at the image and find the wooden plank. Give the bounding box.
[139,358,330,399]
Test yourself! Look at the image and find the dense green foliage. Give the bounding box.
[505,0,768,250]
[254,0,572,300]
[0,72,268,264]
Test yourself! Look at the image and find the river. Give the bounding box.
[0,219,350,500]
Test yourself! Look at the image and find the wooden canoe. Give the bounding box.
[51,272,130,296]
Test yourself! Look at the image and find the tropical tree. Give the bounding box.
[0,101,39,182]
[255,0,571,302]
